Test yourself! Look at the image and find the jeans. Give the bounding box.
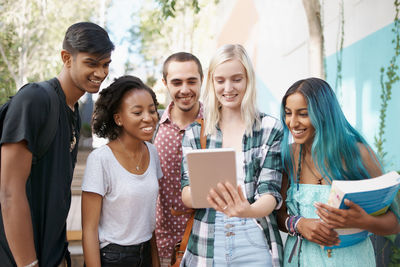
[213,212,272,267]
[100,241,152,267]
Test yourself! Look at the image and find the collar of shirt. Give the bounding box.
[159,101,204,126]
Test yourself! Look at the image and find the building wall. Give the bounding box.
[326,22,400,170]
[210,0,399,170]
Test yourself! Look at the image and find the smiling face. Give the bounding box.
[114,89,159,141]
[68,51,112,94]
[213,59,247,111]
[163,60,201,112]
[284,92,315,147]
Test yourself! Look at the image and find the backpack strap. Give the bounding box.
[32,80,60,164]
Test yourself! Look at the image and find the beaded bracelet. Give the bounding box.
[285,215,303,236]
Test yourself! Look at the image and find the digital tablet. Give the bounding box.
[186,148,237,208]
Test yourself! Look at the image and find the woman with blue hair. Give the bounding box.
[277,77,400,266]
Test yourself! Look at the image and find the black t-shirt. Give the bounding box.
[0,78,80,266]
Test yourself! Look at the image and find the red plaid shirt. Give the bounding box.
[154,102,203,258]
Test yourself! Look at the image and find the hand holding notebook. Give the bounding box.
[316,171,400,249]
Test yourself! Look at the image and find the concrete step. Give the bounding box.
[69,241,84,266]
[71,186,82,195]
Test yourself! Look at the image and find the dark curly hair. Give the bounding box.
[92,75,159,140]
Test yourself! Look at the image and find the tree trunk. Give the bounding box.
[302,0,325,79]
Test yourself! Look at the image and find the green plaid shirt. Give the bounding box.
[180,112,284,267]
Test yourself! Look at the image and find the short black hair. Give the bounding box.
[63,22,114,56]
[162,52,203,81]
[92,75,159,140]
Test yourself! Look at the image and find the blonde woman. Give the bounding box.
[180,44,284,267]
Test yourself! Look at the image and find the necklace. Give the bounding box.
[68,106,77,152]
[303,156,323,184]
[296,145,332,258]
[117,137,144,171]
[299,146,323,185]
[70,129,76,152]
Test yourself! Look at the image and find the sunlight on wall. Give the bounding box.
[326,22,400,170]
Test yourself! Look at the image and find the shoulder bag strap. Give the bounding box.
[174,118,205,261]
[195,118,206,149]
[32,80,59,164]
[176,211,195,257]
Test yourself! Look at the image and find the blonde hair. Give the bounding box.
[202,44,260,136]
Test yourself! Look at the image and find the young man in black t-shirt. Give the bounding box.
[0,22,114,267]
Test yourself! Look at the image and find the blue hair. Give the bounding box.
[280,78,380,183]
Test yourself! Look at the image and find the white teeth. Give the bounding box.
[143,127,153,131]
[90,79,101,84]
[292,129,305,135]
[181,96,191,101]
[224,95,236,99]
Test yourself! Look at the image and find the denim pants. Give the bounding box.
[100,241,151,267]
[213,212,272,267]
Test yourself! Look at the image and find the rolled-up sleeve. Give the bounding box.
[255,119,284,210]
[180,124,201,189]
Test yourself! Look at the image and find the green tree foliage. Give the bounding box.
[0,21,16,102]
[374,0,400,167]
[127,0,218,84]
[155,0,201,18]
[0,0,103,104]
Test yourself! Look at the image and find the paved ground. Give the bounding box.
[68,148,91,231]
[67,148,91,265]
[71,148,91,195]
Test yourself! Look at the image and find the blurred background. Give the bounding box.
[1,0,399,265]
[1,0,398,170]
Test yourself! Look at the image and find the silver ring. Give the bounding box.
[222,206,228,210]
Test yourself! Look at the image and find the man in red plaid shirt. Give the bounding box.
[153,52,204,267]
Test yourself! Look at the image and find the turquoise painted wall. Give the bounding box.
[325,22,400,171]
[256,77,280,119]
[256,22,399,171]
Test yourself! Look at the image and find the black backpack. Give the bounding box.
[0,80,59,163]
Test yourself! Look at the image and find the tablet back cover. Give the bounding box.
[187,148,237,208]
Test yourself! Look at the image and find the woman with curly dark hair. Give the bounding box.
[81,75,162,267]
